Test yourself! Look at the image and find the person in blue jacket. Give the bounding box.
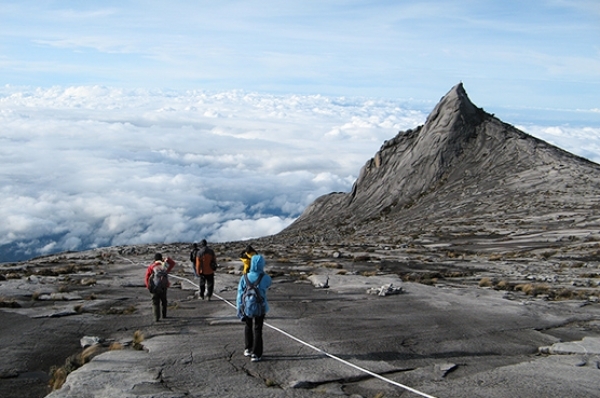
[236,253,272,362]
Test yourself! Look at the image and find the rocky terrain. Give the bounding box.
[1,84,600,398]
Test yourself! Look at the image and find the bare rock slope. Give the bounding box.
[278,83,600,247]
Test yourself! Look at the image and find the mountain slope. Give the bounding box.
[275,83,600,245]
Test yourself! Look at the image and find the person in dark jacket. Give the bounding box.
[190,243,199,273]
[144,253,176,322]
[236,253,272,362]
[195,239,217,300]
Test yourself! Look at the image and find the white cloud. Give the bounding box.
[518,124,600,164]
[210,217,297,243]
[0,86,426,261]
[0,85,598,261]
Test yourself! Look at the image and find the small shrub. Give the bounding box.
[55,264,77,274]
[49,366,68,391]
[421,277,438,286]
[80,345,101,364]
[515,283,549,296]
[539,250,557,259]
[580,273,600,278]
[109,342,124,351]
[555,288,575,300]
[49,345,103,391]
[265,379,277,387]
[80,278,96,286]
[479,277,492,287]
[515,284,534,295]
[446,251,460,258]
[133,330,144,350]
[532,284,550,296]
[361,271,378,277]
[0,297,21,308]
[495,280,509,290]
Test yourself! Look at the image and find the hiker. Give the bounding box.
[189,243,199,274]
[236,253,272,362]
[144,253,176,322]
[195,239,217,300]
[239,244,257,274]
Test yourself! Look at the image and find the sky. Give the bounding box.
[0,1,599,261]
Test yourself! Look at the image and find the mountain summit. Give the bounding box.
[276,83,600,246]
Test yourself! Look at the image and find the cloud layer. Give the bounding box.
[1,86,599,262]
[0,86,430,261]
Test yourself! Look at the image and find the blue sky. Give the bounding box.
[1,1,598,110]
[0,1,599,261]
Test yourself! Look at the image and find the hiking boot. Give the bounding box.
[244,349,252,357]
[251,354,261,362]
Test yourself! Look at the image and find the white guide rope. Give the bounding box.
[166,272,439,398]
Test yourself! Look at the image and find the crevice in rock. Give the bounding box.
[290,366,416,389]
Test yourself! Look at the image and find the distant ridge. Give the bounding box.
[274,83,600,246]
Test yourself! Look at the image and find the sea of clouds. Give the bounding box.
[1,85,598,262]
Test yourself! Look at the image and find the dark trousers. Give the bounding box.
[199,274,214,298]
[244,315,265,358]
[151,290,167,321]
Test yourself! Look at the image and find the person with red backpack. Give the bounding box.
[144,253,176,322]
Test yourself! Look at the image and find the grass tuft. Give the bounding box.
[133,330,145,350]
[49,345,103,391]
[80,345,101,364]
[109,342,124,351]
[0,296,21,308]
[265,379,277,387]
[479,277,493,287]
[494,280,509,290]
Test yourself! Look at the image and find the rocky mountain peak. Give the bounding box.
[275,83,600,245]
[424,82,483,127]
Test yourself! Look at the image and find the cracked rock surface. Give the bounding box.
[1,243,599,398]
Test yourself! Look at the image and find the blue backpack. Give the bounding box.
[241,273,265,318]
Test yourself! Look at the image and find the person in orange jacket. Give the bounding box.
[144,253,176,322]
[195,239,217,300]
